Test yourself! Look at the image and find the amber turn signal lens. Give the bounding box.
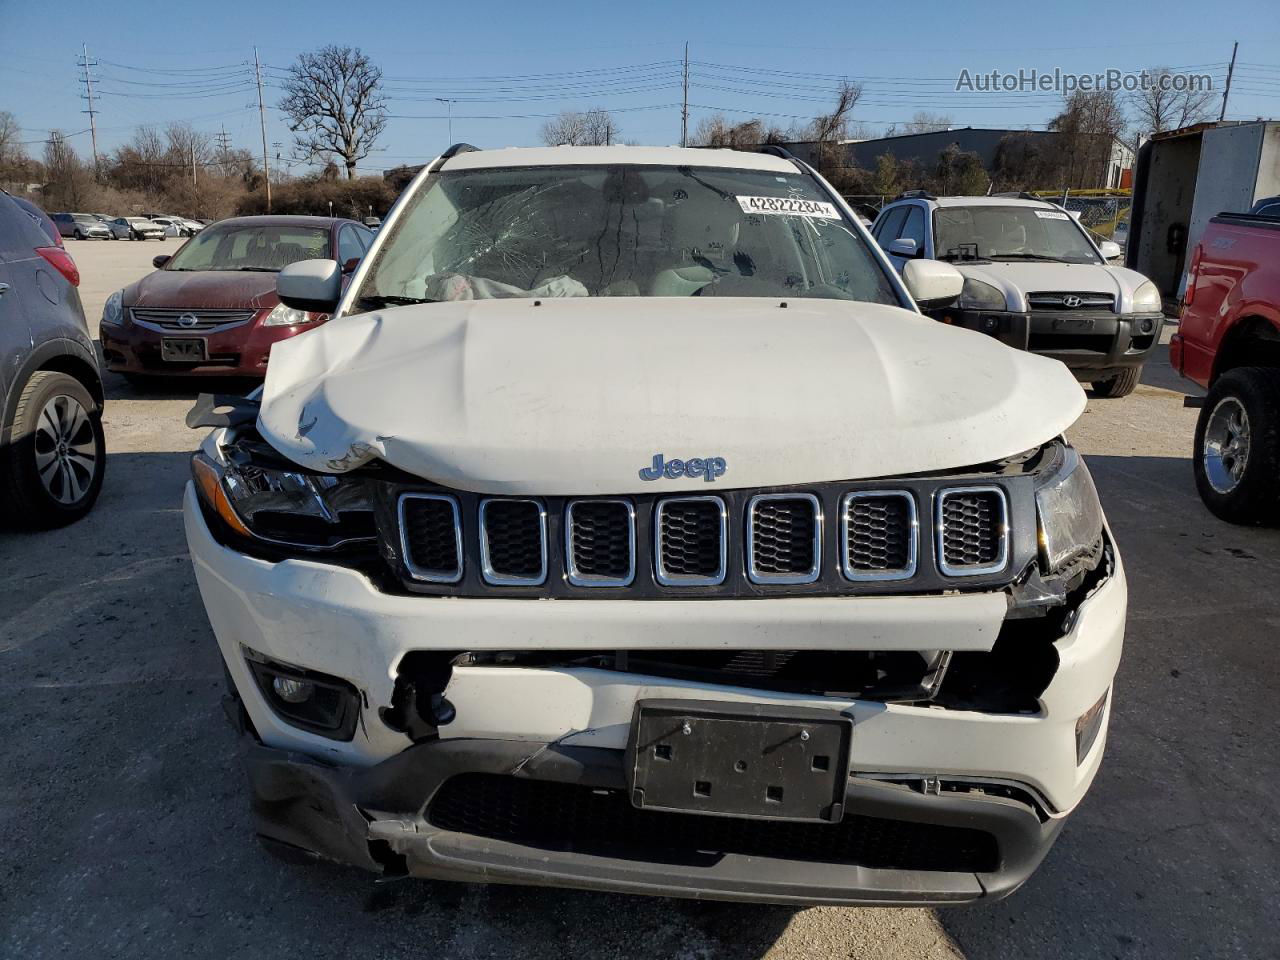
[191,453,253,538]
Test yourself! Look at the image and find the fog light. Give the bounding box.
[1076,689,1109,764]
[1138,318,1155,334]
[981,315,1000,333]
[272,676,314,703]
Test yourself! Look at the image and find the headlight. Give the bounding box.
[1035,446,1104,573]
[1131,280,1161,313]
[957,278,1006,310]
[191,449,375,551]
[103,290,123,326]
[263,303,319,327]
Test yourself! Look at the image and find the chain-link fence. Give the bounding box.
[1037,193,1131,241]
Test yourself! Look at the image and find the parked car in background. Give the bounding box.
[180,217,205,234]
[100,215,373,379]
[871,193,1163,397]
[184,146,1124,906]
[11,195,62,247]
[148,216,196,238]
[1172,210,1280,524]
[51,213,112,241]
[0,191,106,527]
[108,217,166,241]
[1249,196,1280,218]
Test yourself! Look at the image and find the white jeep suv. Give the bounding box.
[872,192,1163,397]
[184,145,1125,906]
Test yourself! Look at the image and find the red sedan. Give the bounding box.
[100,215,375,378]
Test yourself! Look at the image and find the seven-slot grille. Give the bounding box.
[396,485,1011,589]
[841,491,917,581]
[655,497,727,585]
[747,494,822,584]
[130,307,257,332]
[566,500,636,586]
[936,487,1009,576]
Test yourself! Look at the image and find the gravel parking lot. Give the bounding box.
[2,238,1278,959]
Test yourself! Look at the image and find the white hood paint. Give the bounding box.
[257,297,1085,494]
[956,261,1153,313]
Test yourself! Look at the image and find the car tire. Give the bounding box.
[0,371,106,528]
[1193,367,1280,526]
[73,229,84,241]
[1092,367,1141,398]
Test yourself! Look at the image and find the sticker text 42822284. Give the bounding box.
[736,195,840,219]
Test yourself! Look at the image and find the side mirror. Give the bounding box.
[152,255,170,269]
[341,257,361,274]
[902,259,964,309]
[278,258,342,314]
[1098,240,1122,261]
[887,237,919,258]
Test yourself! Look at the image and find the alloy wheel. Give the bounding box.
[1202,396,1251,494]
[33,394,99,505]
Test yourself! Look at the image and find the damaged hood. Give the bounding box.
[124,269,280,310]
[257,297,1085,494]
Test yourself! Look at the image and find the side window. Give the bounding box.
[898,206,926,252]
[337,226,363,267]
[873,207,907,246]
[357,227,375,252]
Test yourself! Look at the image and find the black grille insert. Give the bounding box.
[656,497,725,584]
[748,495,820,583]
[567,500,634,585]
[400,495,462,582]
[428,773,999,873]
[843,492,915,579]
[480,499,545,584]
[938,488,1006,574]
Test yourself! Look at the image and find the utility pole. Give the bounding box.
[1219,41,1238,122]
[254,46,272,211]
[215,126,232,175]
[78,43,100,179]
[680,42,689,147]
[191,141,197,186]
[436,98,454,144]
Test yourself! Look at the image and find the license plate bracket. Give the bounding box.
[161,337,207,362]
[628,700,852,823]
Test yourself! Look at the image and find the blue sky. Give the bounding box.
[3,0,1278,174]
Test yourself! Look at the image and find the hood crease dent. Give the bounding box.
[257,298,1086,494]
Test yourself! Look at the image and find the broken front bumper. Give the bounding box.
[185,483,1125,903]
[936,308,1163,374]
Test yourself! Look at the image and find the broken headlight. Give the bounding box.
[1034,445,1104,574]
[191,448,376,551]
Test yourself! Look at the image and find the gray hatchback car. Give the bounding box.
[0,192,106,527]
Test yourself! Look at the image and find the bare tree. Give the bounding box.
[804,82,863,191]
[0,111,34,186]
[42,131,92,209]
[279,45,387,179]
[1128,66,1216,135]
[1050,90,1127,189]
[689,115,785,149]
[540,108,621,146]
[902,112,953,135]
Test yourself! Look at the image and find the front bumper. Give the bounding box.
[938,308,1163,374]
[100,315,320,377]
[185,484,1125,902]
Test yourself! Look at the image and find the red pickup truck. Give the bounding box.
[1172,212,1280,524]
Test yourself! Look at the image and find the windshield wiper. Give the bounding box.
[988,254,1070,263]
[357,294,437,308]
[234,266,279,272]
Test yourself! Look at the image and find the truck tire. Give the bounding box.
[1193,367,1280,525]
[1092,367,1142,398]
[0,371,106,528]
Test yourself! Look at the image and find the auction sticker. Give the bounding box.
[736,195,840,218]
[1034,210,1070,220]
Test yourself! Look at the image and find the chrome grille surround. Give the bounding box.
[130,307,257,333]
[1025,292,1115,311]
[840,490,918,582]
[479,498,547,586]
[398,493,464,583]
[746,493,822,585]
[654,495,728,587]
[935,486,1009,578]
[564,498,636,587]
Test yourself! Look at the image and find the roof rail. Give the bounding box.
[440,143,480,159]
[890,189,937,202]
[990,191,1045,202]
[757,144,797,161]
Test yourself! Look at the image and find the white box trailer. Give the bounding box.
[1127,121,1280,298]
